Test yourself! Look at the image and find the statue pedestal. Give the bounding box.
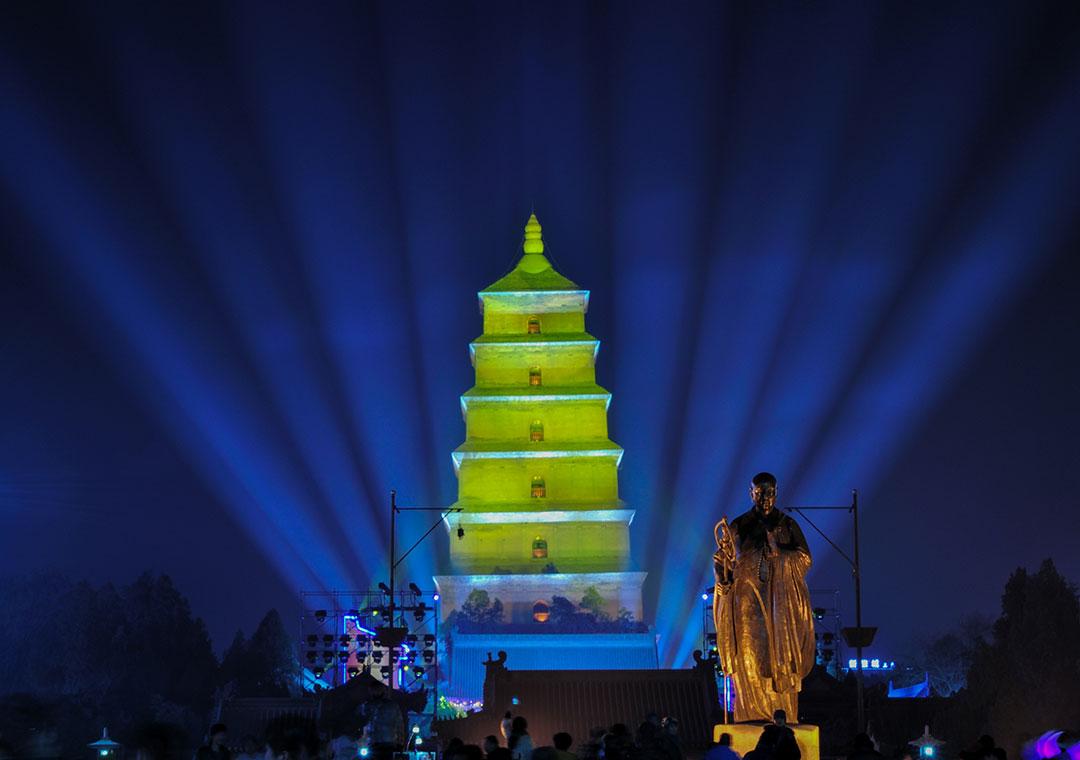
[713,723,820,760]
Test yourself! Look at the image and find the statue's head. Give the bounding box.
[750,472,778,515]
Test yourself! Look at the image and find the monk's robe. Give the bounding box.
[714,506,816,723]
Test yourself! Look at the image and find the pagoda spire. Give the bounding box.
[519,212,552,274]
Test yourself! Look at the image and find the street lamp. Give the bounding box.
[383,489,460,728]
[910,725,944,758]
[785,489,875,732]
[87,728,121,759]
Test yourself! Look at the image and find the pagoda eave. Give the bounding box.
[444,508,637,527]
[434,570,647,589]
[451,445,624,471]
[477,289,591,314]
[469,336,600,365]
[461,386,612,414]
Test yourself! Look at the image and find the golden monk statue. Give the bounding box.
[713,472,815,722]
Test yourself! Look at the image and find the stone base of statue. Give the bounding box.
[713,723,820,760]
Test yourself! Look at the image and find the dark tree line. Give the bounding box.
[882,559,1080,758]
[0,572,298,758]
[956,559,1080,756]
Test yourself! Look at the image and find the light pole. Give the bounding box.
[785,489,874,732]
[385,490,461,691]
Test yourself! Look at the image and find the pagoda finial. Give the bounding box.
[523,213,544,254]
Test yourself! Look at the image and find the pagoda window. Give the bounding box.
[532,537,548,559]
[529,366,542,386]
[530,420,544,442]
[527,316,541,334]
[533,600,550,623]
[531,476,546,498]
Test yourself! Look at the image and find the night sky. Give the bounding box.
[2,1,1079,668]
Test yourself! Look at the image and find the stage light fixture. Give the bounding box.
[313,667,324,677]
[414,603,427,621]
[423,651,434,664]
[457,527,465,539]
[380,666,391,679]
[340,635,352,646]
[433,594,440,601]
[378,582,391,595]
[323,652,333,664]
[813,607,826,621]
[314,610,327,623]
[414,666,425,677]
[347,667,360,678]
[405,634,418,646]
[322,634,335,645]
[338,651,349,662]
[823,633,835,645]
[423,634,435,647]
[409,583,422,596]
[306,650,317,662]
[306,635,318,646]
[348,609,359,617]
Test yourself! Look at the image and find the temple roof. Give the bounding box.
[480,213,582,294]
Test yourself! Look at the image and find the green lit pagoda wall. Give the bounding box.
[465,400,609,442]
[437,214,644,625]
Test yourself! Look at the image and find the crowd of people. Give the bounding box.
[129,701,1017,760]
[443,710,687,760]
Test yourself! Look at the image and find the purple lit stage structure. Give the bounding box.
[298,589,440,710]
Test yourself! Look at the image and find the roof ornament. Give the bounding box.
[523,212,544,254]
[519,213,551,273]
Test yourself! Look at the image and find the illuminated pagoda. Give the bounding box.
[435,214,656,700]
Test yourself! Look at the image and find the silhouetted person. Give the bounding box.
[554,733,577,760]
[847,734,882,760]
[657,718,684,760]
[762,710,799,760]
[264,720,320,760]
[445,738,466,760]
[486,736,512,760]
[501,713,514,742]
[705,733,741,760]
[196,724,230,760]
[578,728,606,760]
[462,745,487,760]
[744,729,778,760]
[363,681,404,760]
[235,735,261,760]
[509,717,534,760]
[603,724,634,760]
[961,736,997,760]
